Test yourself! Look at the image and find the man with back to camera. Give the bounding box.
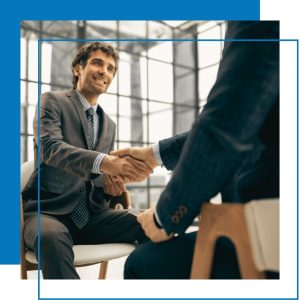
[22,42,151,279]
[112,21,279,279]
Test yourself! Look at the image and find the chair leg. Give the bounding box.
[99,261,109,279]
[191,203,266,279]
[20,264,28,280]
[232,208,265,279]
[191,204,222,279]
[190,229,216,279]
[20,197,28,280]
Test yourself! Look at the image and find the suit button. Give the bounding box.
[171,215,180,224]
[179,205,187,214]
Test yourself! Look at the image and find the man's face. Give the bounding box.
[75,50,116,97]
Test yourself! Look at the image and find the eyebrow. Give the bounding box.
[91,58,115,70]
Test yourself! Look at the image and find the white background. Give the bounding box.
[1,0,299,299]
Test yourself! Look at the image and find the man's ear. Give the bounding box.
[73,64,81,77]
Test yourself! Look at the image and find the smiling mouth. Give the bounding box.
[93,76,107,86]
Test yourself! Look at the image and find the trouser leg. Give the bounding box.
[124,232,241,279]
[78,209,147,245]
[124,232,196,279]
[24,213,80,279]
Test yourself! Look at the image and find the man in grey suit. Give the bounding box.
[112,21,279,279]
[22,42,151,279]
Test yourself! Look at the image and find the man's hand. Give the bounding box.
[110,146,159,170]
[100,155,152,182]
[103,175,126,196]
[137,208,173,243]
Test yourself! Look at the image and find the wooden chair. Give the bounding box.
[20,161,135,279]
[190,200,279,279]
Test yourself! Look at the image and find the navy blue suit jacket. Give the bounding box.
[157,21,279,235]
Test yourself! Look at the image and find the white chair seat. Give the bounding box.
[21,160,137,279]
[25,243,136,266]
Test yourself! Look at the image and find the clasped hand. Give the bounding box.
[137,208,173,243]
[101,152,153,183]
[106,146,159,183]
[106,146,173,243]
[103,175,125,196]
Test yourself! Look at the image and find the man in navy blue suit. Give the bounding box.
[112,21,279,279]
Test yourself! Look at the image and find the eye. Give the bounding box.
[108,66,114,73]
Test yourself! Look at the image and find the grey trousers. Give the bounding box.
[24,209,146,279]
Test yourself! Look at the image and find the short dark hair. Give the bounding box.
[71,42,119,89]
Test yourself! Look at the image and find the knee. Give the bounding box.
[39,225,71,253]
[124,251,140,279]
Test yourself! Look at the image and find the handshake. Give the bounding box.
[101,146,159,186]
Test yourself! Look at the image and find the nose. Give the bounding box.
[97,67,108,78]
[97,66,105,75]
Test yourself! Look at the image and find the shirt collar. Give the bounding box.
[76,90,98,113]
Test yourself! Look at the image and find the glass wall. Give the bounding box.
[20,20,225,208]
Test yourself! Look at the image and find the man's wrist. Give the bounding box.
[151,144,163,166]
[93,153,107,174]
[99,155,112,173]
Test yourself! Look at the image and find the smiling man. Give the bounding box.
[22,42,150,279]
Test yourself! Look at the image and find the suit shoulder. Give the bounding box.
[41,90,71,107]
[41,90,69,99]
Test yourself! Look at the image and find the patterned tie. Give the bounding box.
[71,107,95,229]
[86,107,95,149]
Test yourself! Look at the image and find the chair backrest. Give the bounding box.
[20,160,35,279]
[190,199,279,279]
[21,160,34,192]
[244,199,279,272]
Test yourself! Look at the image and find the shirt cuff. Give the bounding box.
[92,153,107,174]
[154,208,163,228]
[152,143,163,166]
[91,174,105,187]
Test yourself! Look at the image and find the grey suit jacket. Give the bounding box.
[156,21,279,235]
[23,89,116,216]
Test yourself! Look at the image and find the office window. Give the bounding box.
[148,41,173,63]
[148,21,172,39]
[99,94,117,117]
[148,101,173,143]
[197,22,224,109]
[118,52,132,97]
[199,64,219,101]
[86,21,117,39]
[148,60,173,102]
[118,97,148,144]
[28,39,38,82]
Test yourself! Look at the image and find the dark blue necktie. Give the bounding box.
[86,107,95,149]
[71,108,95,229]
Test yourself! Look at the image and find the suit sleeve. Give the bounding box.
[156,21,279,235]
[35,92,99,181]
[91,128,116,187]
[159,132,189,170]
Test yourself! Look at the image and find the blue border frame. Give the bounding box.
[296,39,299,300]
[36,38,299,300]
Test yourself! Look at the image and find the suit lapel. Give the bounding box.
[67,89,91,149]
[67,89,115,152]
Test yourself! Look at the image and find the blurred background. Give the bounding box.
[20,20,226,210]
